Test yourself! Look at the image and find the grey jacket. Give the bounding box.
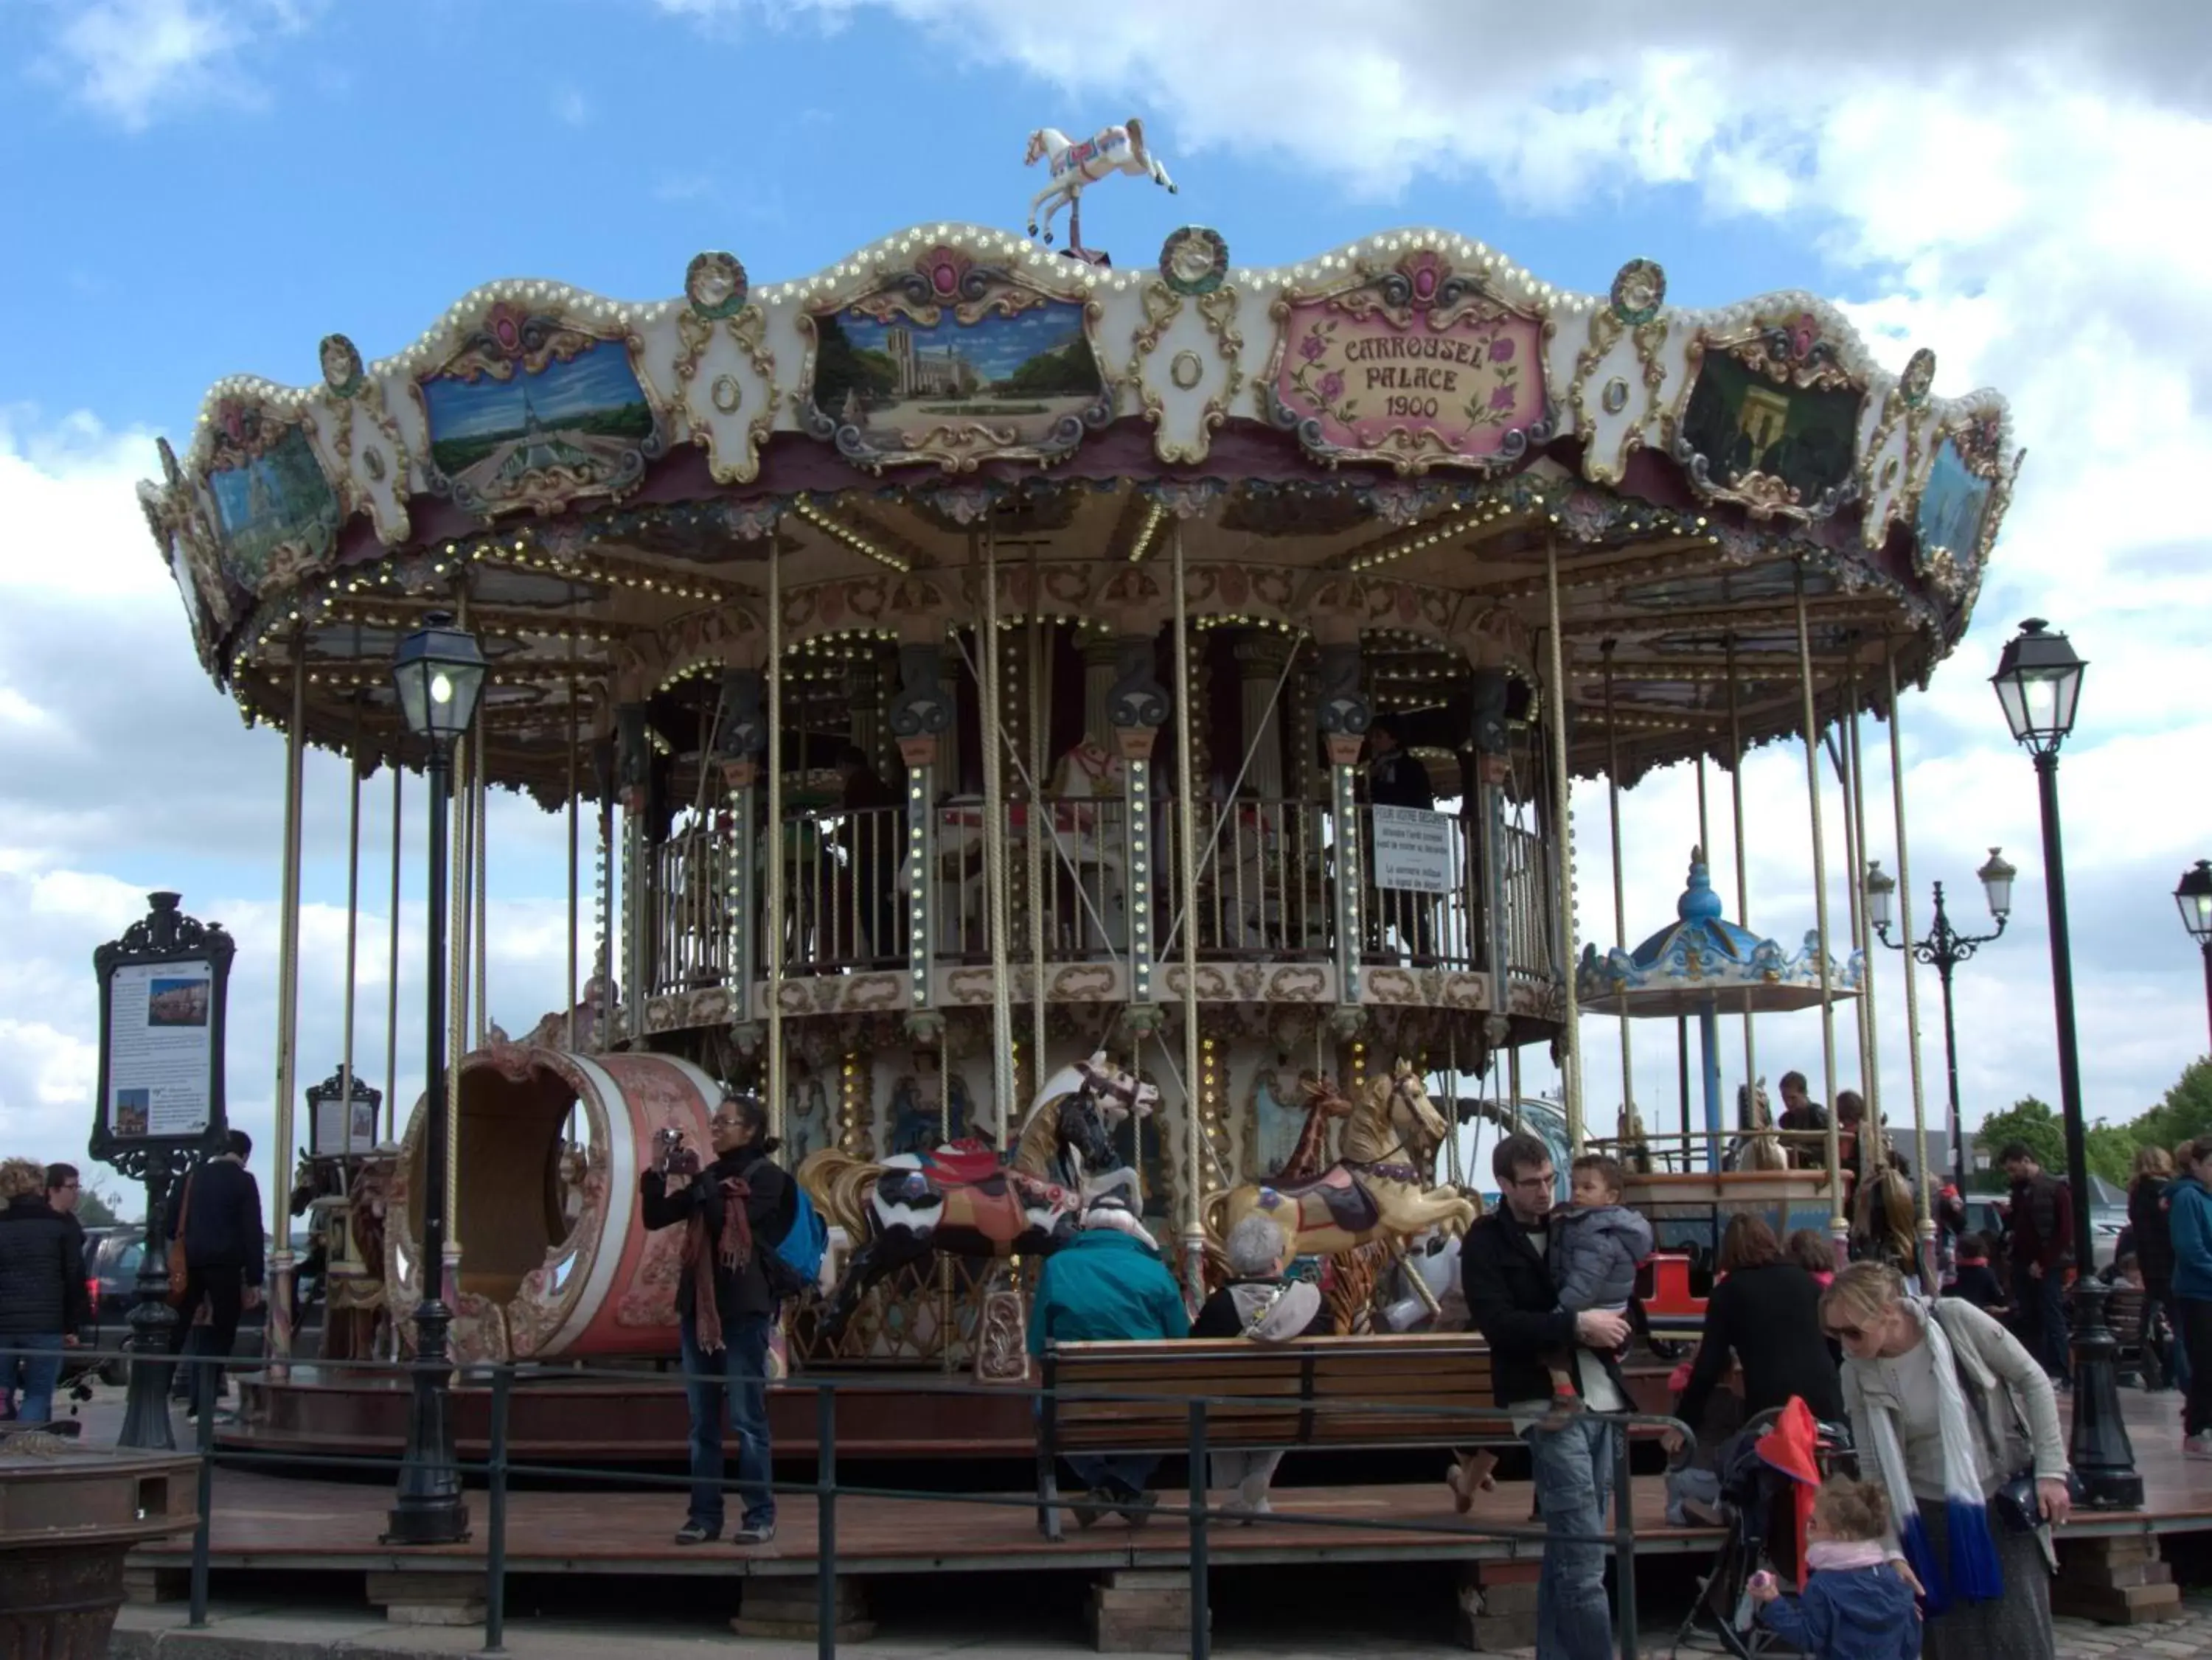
[1548,1202,1653,1314]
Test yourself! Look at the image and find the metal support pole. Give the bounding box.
[978,524,1017,1139]
[1877,649,1931,1282]
[2034,749,2142,1508]
[385,740,472,1546]
[1614,1423,1639,1659]
[1172,523,1206,1296]
[385,764,403,1140]
[768,530,785,1139]
[818,1386,838,1660]
[1792,567,1844,1249]
[1543,534,1583,1147]
[486,1365,511,1654]
[1602,643,1635,1145]
[1188,1398,1211,1660]
[189,1359,214,1625]
[267,646,307,1369]
[1725,635,1756,1120]
[118,1149,178,1450]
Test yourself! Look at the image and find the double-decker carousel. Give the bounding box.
[137,142,2015,1456]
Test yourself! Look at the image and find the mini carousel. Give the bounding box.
[134,125,2015,1457]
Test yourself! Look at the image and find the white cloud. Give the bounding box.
[40,0,314,130]
[0,419,577,1210]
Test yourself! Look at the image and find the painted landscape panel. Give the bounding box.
[420,338,655,511]
[1917,438,1992,563]
[208,424,341,593]
[1680,352,1860,506]
[812,300,1105,448]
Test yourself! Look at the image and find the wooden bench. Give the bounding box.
[1034,1333,1515,1541]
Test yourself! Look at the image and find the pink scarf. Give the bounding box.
[681,1176,752,1355]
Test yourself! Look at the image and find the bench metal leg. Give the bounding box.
[1037,1451,1063,1542]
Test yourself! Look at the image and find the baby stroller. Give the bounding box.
[1670,1398,1855,1656]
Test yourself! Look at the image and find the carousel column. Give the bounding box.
[1234,633,1291,800]
[384,763,403,1140]
[1601,643,1638,1154]
[1846,664,1888,1181]
[1023,553,1051,1106]
[615,704,653,1047]
[1169,523,1206,1299]
[714,669,769,1043]
[767,538,785,1140]
[1542,535,1585,1150]
[1313,638,1371,1015]
[266,646,308,1370]
[889,641,953,1039]
[1836,658,1879,1168]
[1791,565,1846,1256]
[1725,636,1759,1126]
[1108,632,1170,1011]
[1470,669,1517,1092]
[976,526,1017,1143]
[1882,645,1939,1288]
[592,736,615,1042]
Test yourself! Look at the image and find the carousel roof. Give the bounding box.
[136,220,2018,803]
[1575,848,1862,1016]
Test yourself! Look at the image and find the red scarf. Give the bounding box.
[681,1174,753,1355]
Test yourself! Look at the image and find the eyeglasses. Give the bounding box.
[1825,1322,1865,1342]
[1504,1171,1554,1190]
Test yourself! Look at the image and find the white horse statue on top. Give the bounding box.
[1024,120,1178,256]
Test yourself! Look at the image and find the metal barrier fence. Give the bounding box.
[3,1345,1691,1660]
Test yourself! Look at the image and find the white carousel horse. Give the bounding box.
[1023,120,1178,251]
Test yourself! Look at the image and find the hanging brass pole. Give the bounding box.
[1725,634,1757,1123]
[1834,658,1875,1171]
[1172,521,1206,1292]
[1792,564,1844,1248]
[978,524,1017,1141]
[767,523,785,1140]
[341,704,364,1167]
[1603,641,1634,1146]
[1026,543,1049,1117]
[267,641,308,1368]
[1885,642,1938,1282]
[1846,661,1883,1170]
[445,587,473,1264]
[1543,532,1584,1149]
[384,762,402,1141]
[566,666,580,1053]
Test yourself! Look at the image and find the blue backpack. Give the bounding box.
[768,1185,827,1297]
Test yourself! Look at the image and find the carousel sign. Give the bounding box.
[1371,806,1454,894]
[89,891,236,1169]
[1267,251,1553,475]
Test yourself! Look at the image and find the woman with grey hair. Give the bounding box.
[1190,1212,1329,1516]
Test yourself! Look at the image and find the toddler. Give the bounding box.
[1749,1475,1919,1659]
[1539,1154,1652,1428]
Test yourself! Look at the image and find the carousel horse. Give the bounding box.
[1851,1164,1919,1279]
[800,1053,1154,1338]
[1721,1078,1789,1173]
[1023,121,1178,254]
[1203,1063,1476,1315]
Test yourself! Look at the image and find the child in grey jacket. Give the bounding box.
[1541,1154,1653,1427]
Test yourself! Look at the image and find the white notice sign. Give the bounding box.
[106,961,215,1138]
[1371,806,1453,894]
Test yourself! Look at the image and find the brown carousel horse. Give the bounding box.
[799,1053,1152,1339]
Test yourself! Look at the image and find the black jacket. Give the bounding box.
[1460,1208,1628,1408]
[641,1145,792,1322]
[1674,1261,1843,1430]
[167,1157,267,1286]
[1368,749,1435,812]
[0,1195,91,1336]
[2129,1176,2176,1288]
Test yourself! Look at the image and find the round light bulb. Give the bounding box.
[431,672,454,704]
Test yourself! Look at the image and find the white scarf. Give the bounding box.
[1854,1300,2003,1613]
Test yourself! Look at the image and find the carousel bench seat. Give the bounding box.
[1034,1331,1506,1541]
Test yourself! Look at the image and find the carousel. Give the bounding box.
[135,124,2015,1454]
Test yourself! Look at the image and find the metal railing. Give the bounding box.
[640,798,1562,994]
[58,1345,1691,1660]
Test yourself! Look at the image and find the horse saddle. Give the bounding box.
[1259,1166,1380,1237]
[917,1140,1003,1184]
[936,1174,1054,1246]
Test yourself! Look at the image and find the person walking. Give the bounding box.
[2166,1139,2212,1457]
[1820,1261,2069,1659]
[2129,1145,2178,1390]
[1461,1131,1632,1660]
[2000,1143,2073,1385]
[164,1130,265,1415]
[641,1094,793,1546]
[0,1158,88,1426]
[1189,1212,1329,1516]
[1674,1214,1844,1440]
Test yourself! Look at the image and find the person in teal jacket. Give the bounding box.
[2168,1141,2212,1457]
[1032,1196,1189,1521]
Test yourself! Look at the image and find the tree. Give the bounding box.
[2085,1122,2139,1189]
[77,1185,125,1227]
[2126,1056,2212,1157]
[1969,1095,2065,1191]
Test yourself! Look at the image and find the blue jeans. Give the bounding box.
[1523,1413,1619,1660]
[2022,1267,2070,1381]
[679,1312,775,1532]
[4,1334,66,1426]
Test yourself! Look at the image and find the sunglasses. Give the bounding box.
[1825,1322,1865,1342]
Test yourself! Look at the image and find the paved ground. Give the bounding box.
[2055,1597,2212,1659]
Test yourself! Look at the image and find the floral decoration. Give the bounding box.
[1609,258,1666,327]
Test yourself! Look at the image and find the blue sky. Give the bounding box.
[2,0,2208,1199]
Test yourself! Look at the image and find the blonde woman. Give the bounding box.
[0,1156,88,1426]
[1820,1261,2068,1660]
[2129,1145,2179,1390]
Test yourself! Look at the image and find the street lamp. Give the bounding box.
[2176,859,2212,1051]
[1991,617,2140,1510]
[1865,850,2014,1193]
[383,610,483,1546]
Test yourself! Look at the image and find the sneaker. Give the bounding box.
[2185,1433,2212,1461]
[673,1520,717,1545]
[731,1521,776,1546]
[1072,1488,1108,1531]
[1116,1490,1158,1529]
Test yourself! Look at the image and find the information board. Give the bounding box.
[1371,806,1454,894]
[104,960,215,1139]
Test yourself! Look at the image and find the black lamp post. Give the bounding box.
[2176,859,2212,1052]
[1991,616,2140,1509]
[1864,849,2015,1192]
[382,610,483,1546]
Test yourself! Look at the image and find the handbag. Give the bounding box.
[164,1173,195,1308]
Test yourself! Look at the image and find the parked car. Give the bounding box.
[78,1224,293,1382]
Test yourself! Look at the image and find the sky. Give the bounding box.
[1,0,2208,1212]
